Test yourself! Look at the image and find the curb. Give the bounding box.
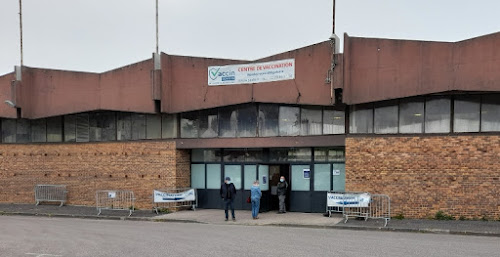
[2,211,499,237]
[0,211,153,222]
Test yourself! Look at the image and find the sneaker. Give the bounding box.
[255,217,259,219]
[232,218,236,221]
[225,218,228,221]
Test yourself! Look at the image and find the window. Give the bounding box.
[300,107,322,135]
[146,114,162,139]
[399,98,424,133]
[349,105,373,133]
[258,104,279,137]
[90,112,116,142]
[314,148,327,162]
[332,163,346,191]
[47,116,62,142]
[223,149,245,162]
[258,165,269,191]
[16,119,31,143]
[117,113,132,140]
[291,165,310,191]
[162,114,178,138]
[64,115,77,142]
[31,119,46,143]
[481,95,500,132]
[374,102,398,134]
[314,164,330,191]
[288,148,312,162]
[328,149,345,162]
[199,109,218,138]
[323,109,345,134]
[206,164,221,189]
[237,104,257,137]
[224,165,242,190]
[76,114,89,142]
[279,106,300,136]
[244,148,263,162]
[192,149,221,162]
[191,164,205,189]
[454,96,480,133]
[219,107,237,138]
[132,114,146,140]
[425,97,451,133]
[244,165,257,190]
[180,112,198,138]
[269,148,288,162]
[1,119,16,143]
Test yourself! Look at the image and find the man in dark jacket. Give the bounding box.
[220,177,237,221]
[277,176,288,213]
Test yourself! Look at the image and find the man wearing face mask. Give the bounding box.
[277,176,288,214]
[220,177,237,221]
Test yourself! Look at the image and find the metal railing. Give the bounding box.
[34,184,67,207]
[95,190,135,217]
[368,194,391,227]
[152,188,197,214]
[326,191,391,227]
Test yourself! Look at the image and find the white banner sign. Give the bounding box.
[327,192,371,207]
[154,189,196,203]
[208,58,295,86]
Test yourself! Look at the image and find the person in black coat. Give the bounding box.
[220,177,237,221]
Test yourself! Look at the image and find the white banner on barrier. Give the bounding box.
[327,192,371,207]
[208,58,295,86]
[154,189,196,203]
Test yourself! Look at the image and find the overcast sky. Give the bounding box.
[0,0,499,75]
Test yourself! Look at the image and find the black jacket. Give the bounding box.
[220,183,237,200]
[277,181,288,196]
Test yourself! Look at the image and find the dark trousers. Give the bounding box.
[224,198,235,219]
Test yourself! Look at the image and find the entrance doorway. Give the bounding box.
[268,164,290,211]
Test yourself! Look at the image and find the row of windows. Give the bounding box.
[191,163,346,192]
[0,113,177,143]
[191,148,345,163]
[180,104,345,138]
[351,94,500,134]
[1,94,499,143]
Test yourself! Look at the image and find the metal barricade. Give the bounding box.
[326,191,346,216]
[369,194,391,227]
[34,184,67,207]
[95,190,135,217]
[327,191,391,227]
[152,188,197,214]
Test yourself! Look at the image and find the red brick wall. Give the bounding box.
[346,135,500,220]
[0,141,190,209]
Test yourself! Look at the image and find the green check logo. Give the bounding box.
[209,67,220,80]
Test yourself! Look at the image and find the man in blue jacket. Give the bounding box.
[220,177,237,221]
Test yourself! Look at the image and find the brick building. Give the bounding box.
[1,32,499,219]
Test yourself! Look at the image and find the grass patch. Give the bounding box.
[393,213,405,220]
[435,211,454,220]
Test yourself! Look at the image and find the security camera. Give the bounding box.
[4,100,16,108]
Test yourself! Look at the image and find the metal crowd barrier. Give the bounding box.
[34,184,67,207]
[95,190,135,217]
[368,194,391,227]
[326,191,391,227]
[152,188,197,214]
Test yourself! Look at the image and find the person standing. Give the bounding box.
[220,177,236,221]
[250,180,262,219]
[277,176,288,214]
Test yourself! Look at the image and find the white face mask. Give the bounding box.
[280,179,284,182]
[226,181,230,184]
